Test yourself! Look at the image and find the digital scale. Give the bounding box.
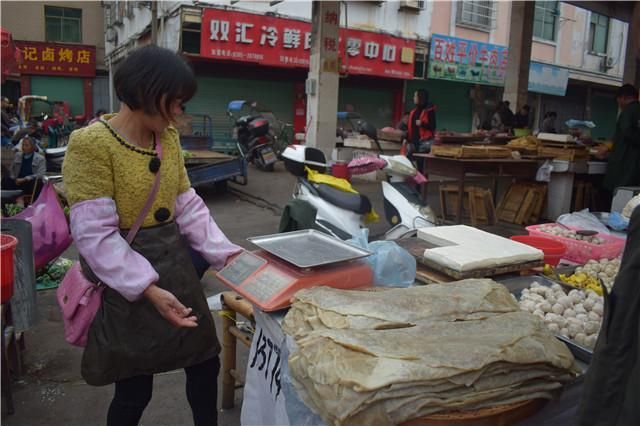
[216,230,374,311]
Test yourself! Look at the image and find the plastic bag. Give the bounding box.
[6,182,73,270]
[348,229,416,287]
[557,209,610,234]
[536,160,554,182]
[607,211,630,231]
[347,156,386,175]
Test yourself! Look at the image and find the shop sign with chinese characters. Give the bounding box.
[200,9,415,79]
[428,34,508,86]
[15,41,96,77]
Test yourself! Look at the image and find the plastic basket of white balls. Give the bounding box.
[526,223,625,264]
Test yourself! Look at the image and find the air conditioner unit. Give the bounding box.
[399,0,424,11]
[602,56,615,72]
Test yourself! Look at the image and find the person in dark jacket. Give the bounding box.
[1,136,46,198]
[599,84,640,195]
[514,105,531,129]
[578,204,640,425]
[541,111,558,133]
[500,100,515,130]
[407,89,436,171]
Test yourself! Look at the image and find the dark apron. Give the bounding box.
[80,222,220,386]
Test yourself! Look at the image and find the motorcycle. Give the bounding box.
[227,100,278,172]
[281,146,436,241]
[282,144,371,239]
[351,119,436,239]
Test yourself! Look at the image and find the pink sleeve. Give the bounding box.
[174,188,243,270]
[70,198,159,302]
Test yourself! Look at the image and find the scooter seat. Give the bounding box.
[314,183,372,215]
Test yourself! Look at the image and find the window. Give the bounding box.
[456,1,495,30]
[45,6,82,43]
[533,1,558,42]
[588,13,609,54]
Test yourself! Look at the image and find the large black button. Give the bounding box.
[154,207,170,222]
[149,157,161,173]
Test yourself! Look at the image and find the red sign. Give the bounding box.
[200,9,415,79]
[15,41,96,77]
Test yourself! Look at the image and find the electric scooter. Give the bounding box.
[281,145,371,239]
[281,144,436,241]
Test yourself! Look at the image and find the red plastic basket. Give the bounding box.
[526,224,625,264]
[510,235,566,266]
[1,234,18,304]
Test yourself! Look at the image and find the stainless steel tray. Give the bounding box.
[499,275,594,364]
[497,275,560,298]
[247,230,372,268]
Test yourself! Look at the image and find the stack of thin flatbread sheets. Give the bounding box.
[282,279,576,426]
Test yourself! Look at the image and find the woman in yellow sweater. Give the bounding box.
[62,46,241,425]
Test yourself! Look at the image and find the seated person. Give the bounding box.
[1,136,47,201]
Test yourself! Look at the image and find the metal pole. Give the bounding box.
[151,1,158,45]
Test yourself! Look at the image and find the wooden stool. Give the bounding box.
[439,184,496,226]
[572,179,595,211]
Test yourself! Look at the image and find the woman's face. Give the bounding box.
[413,92,420,105]
[142,97,184,133]
[22,138,34,154]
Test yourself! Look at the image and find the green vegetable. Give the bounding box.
[4,204,25,216]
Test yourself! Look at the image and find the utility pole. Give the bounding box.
[503,1,535,110]
[151,1,158,45]
[305,1,340,159]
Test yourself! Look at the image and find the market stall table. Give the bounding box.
[414,154,539,223]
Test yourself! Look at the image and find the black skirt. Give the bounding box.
[80,222,220,386]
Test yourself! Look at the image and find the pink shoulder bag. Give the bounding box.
[57,135,163,347]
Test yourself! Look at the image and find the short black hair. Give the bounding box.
[114,45,196,120]
[415,89,429,105]
[616,84,639,99]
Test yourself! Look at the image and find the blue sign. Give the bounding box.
[528,62,569,96]
[428,34,509,86]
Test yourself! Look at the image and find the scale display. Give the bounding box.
[217,251,267,286]
[241,266,295,302]
[217,250,374,311]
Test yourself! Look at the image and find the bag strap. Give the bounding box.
[125,134,162,244]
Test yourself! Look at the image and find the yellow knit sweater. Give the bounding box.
[62,117,190,229]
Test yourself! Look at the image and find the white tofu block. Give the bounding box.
[417,225,544,272]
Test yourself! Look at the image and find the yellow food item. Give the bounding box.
[507,135,540,150]
[559,272,603,296]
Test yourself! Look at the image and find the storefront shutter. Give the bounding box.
[590,91,617,139]
[338,86,394,130]
[405,80,472,132]
[30,76,84,116]
[186,76,294,150]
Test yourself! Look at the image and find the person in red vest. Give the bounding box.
[407,89,437,172]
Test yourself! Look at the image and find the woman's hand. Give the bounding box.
[144,284,198,328]
[15,177,25,185]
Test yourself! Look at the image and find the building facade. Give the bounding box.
[104,1,633,138]
[1,0,109,118]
